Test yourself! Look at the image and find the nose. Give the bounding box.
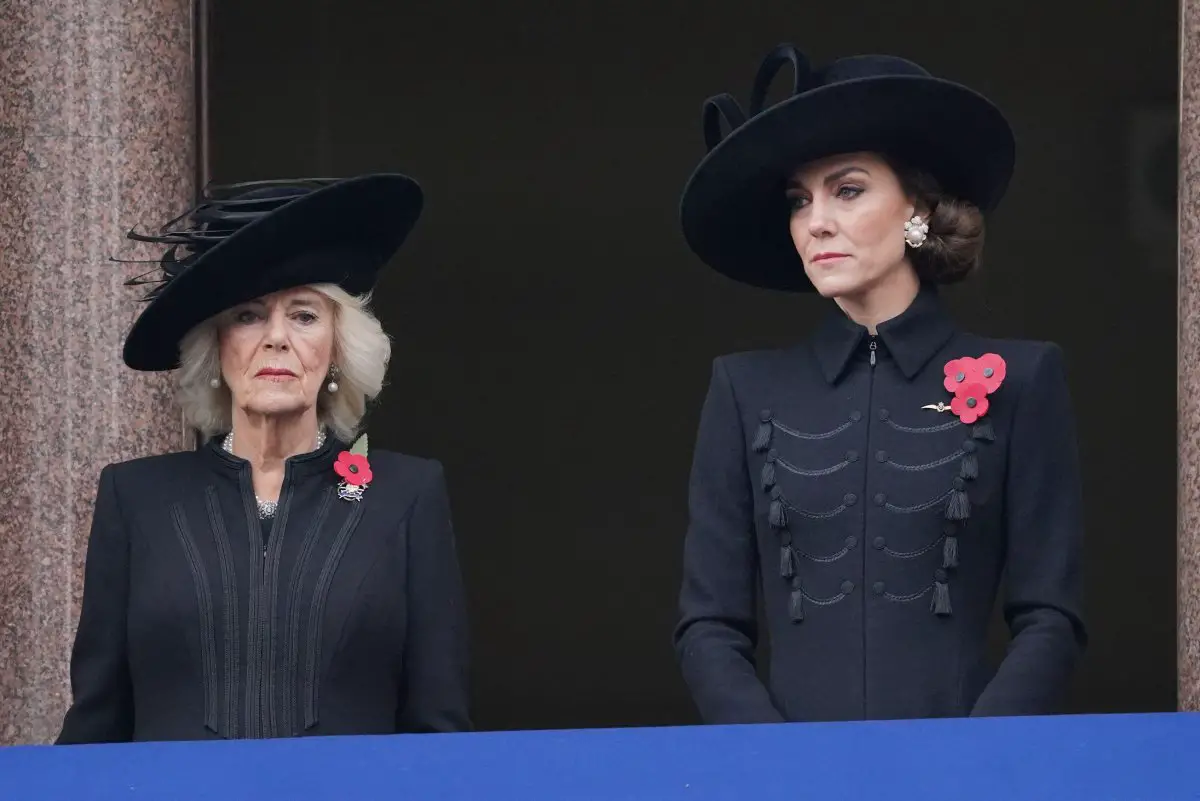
[262,309,290,352]
[806,196,836,238]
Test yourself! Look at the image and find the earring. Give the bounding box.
[904,215,929,248]
[209,377,221,389]
[326,365,339,394]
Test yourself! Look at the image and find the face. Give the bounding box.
[786,152,918,300]
[217,286,335,419]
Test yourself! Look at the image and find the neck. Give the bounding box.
[228,409,321,471]
[834,266,921,334]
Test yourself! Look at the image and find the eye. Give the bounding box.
[787,194,810,211]
[293,310,319,325]
[232,309,261,324]
[836,184,863,200]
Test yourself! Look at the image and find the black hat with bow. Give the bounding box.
[120,173,422,371]
[678,44,1016,293]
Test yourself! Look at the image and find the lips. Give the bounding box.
[255,367,296,378]
[812,252,850,263]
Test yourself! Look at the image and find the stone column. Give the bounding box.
[1182,0,1200,713]
[0,0,194,744]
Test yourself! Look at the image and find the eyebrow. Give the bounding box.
[235,296,323,309]
[787,165,871,191]
[286,296,322,308]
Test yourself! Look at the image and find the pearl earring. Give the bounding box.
[209,377,221,389]
[327,366,339,393]
[904,214,929,248]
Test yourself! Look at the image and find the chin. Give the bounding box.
[808,276,868,300]
[244,390,311,417]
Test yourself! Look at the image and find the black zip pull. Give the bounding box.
[869,336,878,367]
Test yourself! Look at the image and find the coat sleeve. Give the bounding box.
[56,465,135,744]
[971,343,1087,717]
[673,358,784,724]
[395,461,472,733]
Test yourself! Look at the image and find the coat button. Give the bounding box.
[846,450,859,462]
[845,535,858,549]
[953,478,966,491]
[760,409,772,422]
[841,580,855,594]
[934,569,948,582]
[849,410,862,422]
[873,536,886,550]
[844,493,858,506]
[878,409,890,421]
[876,450,888,462]
[874,493,887,506]
[943,522,957,536]
[872,581,886,595]
[767,448,779,461]
[963,440,977,453]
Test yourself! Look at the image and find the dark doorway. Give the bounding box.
[207,0,1179,730]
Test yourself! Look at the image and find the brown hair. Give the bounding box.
[885,157,986,284]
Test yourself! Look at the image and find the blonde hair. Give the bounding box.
[177,283,391,443]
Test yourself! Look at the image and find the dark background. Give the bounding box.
[208,0,1179,730]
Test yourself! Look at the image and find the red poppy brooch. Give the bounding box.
[924,354,1007,424]
[334,434,372,502]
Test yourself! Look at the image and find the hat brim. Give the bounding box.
[679,75,1015,293]
[122,173,422,371]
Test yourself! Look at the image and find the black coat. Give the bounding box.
[673,286,1086,724]
[57,438,470,743]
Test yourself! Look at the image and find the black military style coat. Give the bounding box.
[57,437,470,743]
[673,285,1086,724]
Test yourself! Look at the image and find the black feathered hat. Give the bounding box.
[120,174,422,371]
[679,44,1015,292]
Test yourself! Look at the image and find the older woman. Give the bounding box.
[57,175,470,743]
[673,46,1086,723]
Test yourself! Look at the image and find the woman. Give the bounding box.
[57,175,470,743]
[672,45,1085,724]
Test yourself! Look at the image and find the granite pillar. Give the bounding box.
[1182,0,1200,713]
[0,0,194,744]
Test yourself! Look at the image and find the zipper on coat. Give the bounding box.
[238,463,294,739]
[861,333,877,718]
[259,473,292,738]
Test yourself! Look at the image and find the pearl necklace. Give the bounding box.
[221,429,327,519]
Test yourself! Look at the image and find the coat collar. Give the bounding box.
[812,283,957,384]
[204,432,348,480]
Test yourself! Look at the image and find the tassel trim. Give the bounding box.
[768,488,788,529]
[928,422,995,616]
[931,581,953,616]
[761,453,776,490]
[780,543,794,579]
[789,585,805,622]
[943,535,958,569]
[752,419,772,452]
[946,489,970,520]
[959,452,978,480]
[768,499,787,528]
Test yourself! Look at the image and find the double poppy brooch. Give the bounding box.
[924,354,1007,424]
[334,434,372,502]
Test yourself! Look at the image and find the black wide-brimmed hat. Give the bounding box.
[120,173,422,371]
[679,44,1016,292]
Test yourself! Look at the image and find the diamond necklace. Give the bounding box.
[221,429,327,519]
